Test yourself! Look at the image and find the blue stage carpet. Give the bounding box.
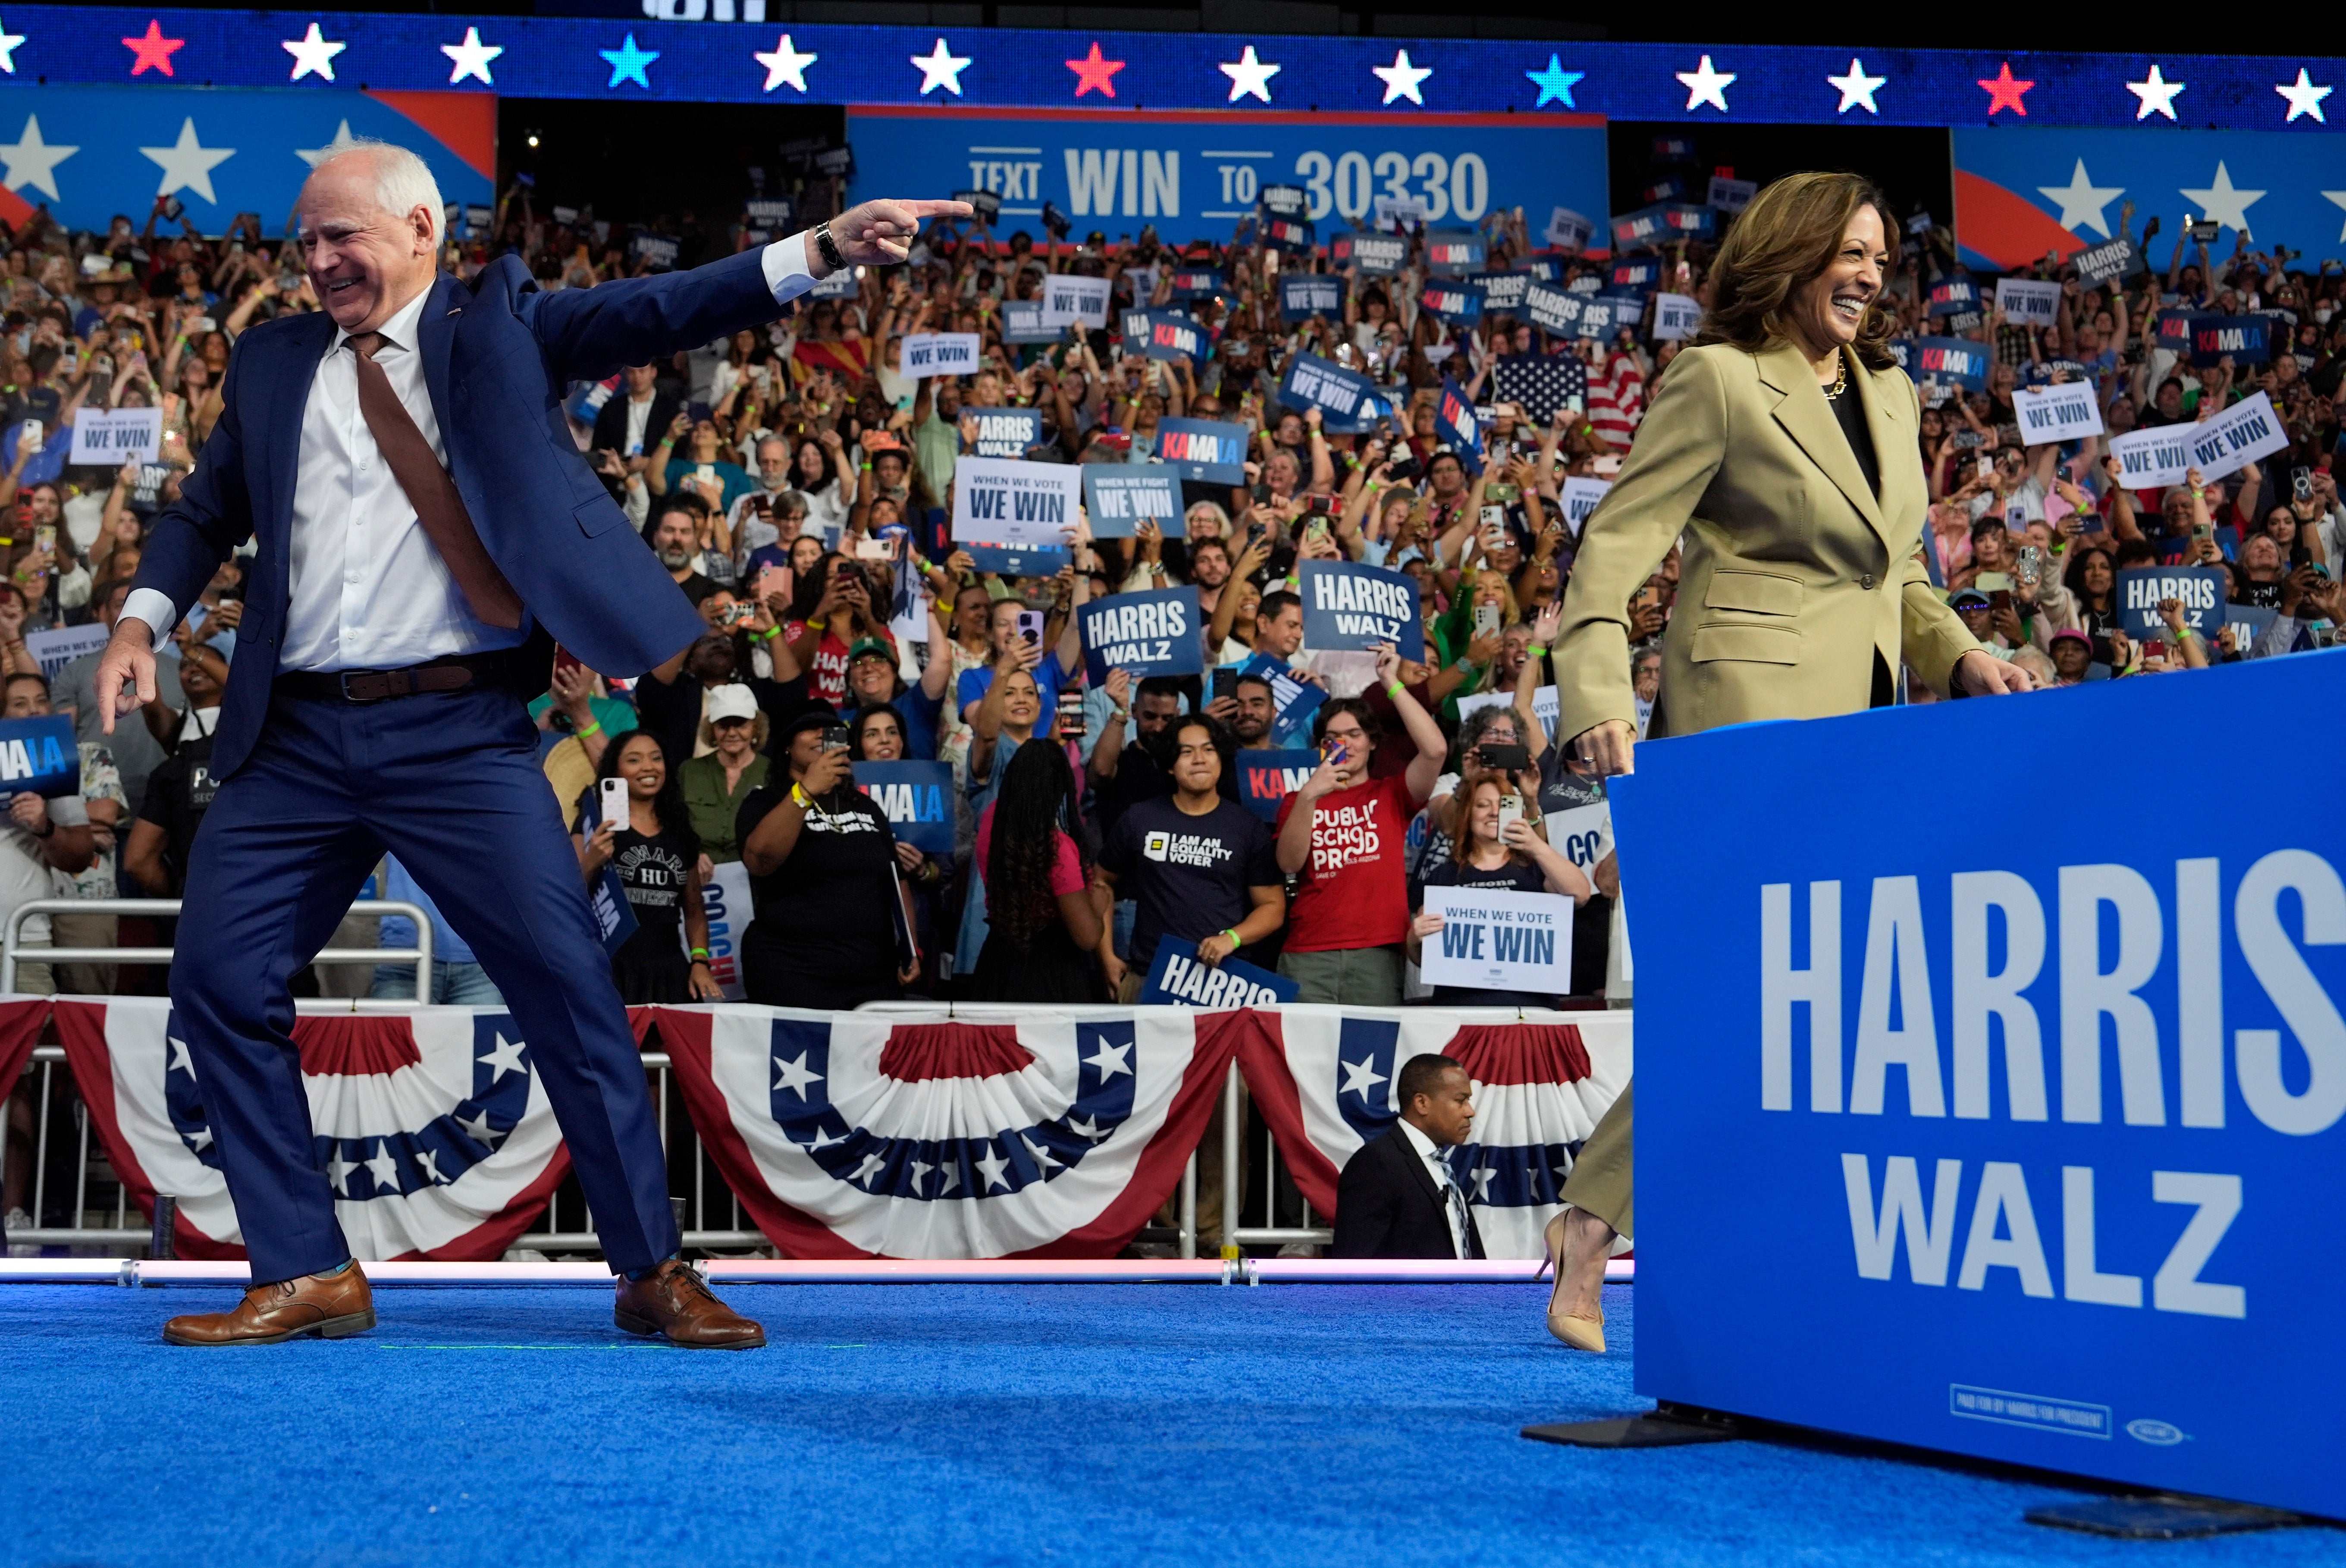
[2,1281,2339,1567]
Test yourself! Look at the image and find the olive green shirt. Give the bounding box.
[679,751,772,864]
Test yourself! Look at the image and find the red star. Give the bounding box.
[1976,61,2033,117]
[1065,42,1124,98]
[122,19,185,77]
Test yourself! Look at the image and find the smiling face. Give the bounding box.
[1788,204,1886,361]
[294,153,439,335]
[614,733,666,801]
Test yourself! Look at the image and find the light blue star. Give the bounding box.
[599,32,659,91]
[1526,54,1584,109]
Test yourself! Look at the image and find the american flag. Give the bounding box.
[1492,354,1589,425]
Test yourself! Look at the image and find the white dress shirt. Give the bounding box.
[1398,1117,1468,1259]
[122,235,824,669]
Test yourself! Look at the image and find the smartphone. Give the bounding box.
[2293,468,2315,502]
[1320,738,1349,768]
[2142,637,2169,661]
[33,524,53,555]
[18,420,38,456]
[2191,522,2213,543]
[855,538,891,560]
[1496,794,1524,837]
[1478,741,1530,772]
[1473,603,1501,640]
[1976,571,2014,594]
[1054,687,1087,734]
[1480,504,1507,533]
[819,724,853,753]
[1211,667,1239,704]
[599,776,630,828]
[1976,455,1995,480]
[2014,545,2041,588]
[1013,608,1045,648]
[753,563,790,604]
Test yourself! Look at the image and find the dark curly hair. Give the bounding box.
[1693,171,1900,372]
[589,730,700,859]
[985,740,1089,948]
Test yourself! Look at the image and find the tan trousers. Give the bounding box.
[51,911,118,996]
[1560,1080,1632,1240]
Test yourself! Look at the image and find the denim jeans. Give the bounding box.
[370,960,507,1006]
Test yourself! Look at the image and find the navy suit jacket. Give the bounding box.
[1330,1125,1486,1260]
[132,247,783,781]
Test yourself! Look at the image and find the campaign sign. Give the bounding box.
[1534,209,1588,253]
[1561,476,1613,535]
[1352,233,1409,275]
[1709,176,1758,213]
[964,406,1044,460]
[1610,258,1660,292]
[1420,886,1573,995]
[1140,938,1298,1008]
[2108,426,2195,491]
[1996,278,2063,326]
[1435,379,1484,474]
[1300,561,1424,662]
[2153,310,2195,354]
[1611,649,2346,1519]
[1121,309,1204,361]
[961,543,1069,578]
[0,715,79,799]
[902,333,981,380]
[952,457,1081,549]
[1235,747,1313,822]
[1042,274,1113,329]
[851,761,955,856]
[1265,217,1316,253]
[2073,236,2144,288]
[2190,314,2270,367]
[998,300,1062,344]
[23,624,109,682]
[2184,392,2290,482]
[1276,353,1389,435]
[1472,271,1530,316]
[1082,466,1184,538]
[1640,176,1687,205]
[1169,268,1226,300]
[1653,293,1702,342]
[2116,566,2228,637]
[1912,337,1991,392]
[2012,383,2104,445]
[1425,231,1485,275]
[1929,277,1982,318]
[953,187,1003,226]
[1525,281,1586,336]
[70,407,162,466]
[1419,279,1485,325]
[1237,655,1328,747]
[696,858,753,1000]
[1079,587,1204,684]
[1574,298,1621,339]
[1154,417,1251,485]
[1278,275,1346,323]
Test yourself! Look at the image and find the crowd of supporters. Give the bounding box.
[0,171,2335,1047]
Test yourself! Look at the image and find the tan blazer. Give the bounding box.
[1555,339,1980,741]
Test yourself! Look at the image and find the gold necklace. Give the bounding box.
[1821,351,1849,401]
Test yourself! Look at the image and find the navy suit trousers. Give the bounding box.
[172,682,678,1281]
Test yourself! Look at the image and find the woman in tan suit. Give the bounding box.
[1539,172,2033,1352]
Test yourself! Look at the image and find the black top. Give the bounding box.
[737,782,901,986]
[1826,357,1881,502]
[1098,795,1282,969]
[1330,1126,1486,1260]
[611,822,696,954]
[137,734,218,897]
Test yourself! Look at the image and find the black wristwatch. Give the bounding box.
[812,222,845,273]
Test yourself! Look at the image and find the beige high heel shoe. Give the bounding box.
[1540,1210,1607,1353]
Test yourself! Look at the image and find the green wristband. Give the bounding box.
[1385,680,1406,700]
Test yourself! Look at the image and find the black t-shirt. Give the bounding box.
[1099,795,1280,969]
[737,783,900,982]
[612,824,694,947]
[1092,740,1172,839]
[137,734,217,895]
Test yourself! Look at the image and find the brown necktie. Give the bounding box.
[345,331,524,630]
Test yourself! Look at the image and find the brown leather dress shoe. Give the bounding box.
[614,1259,765,1349]
[162,1264,375,1346]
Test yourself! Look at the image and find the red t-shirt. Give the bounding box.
[1273,772,1422,953]
[787,623,892,709]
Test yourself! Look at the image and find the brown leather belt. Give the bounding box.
[276,654,510,705]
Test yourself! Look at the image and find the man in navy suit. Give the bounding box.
[1330,1054,1486,1260]
[95,141,965,1347]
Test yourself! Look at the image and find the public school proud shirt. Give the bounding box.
[1273,772,1421,953]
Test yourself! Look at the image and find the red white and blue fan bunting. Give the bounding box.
[53,1000,572,1262]
[657,1005,1236,1259]
[1235,1007,1632,1259]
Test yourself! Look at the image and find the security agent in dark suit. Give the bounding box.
[1331,1053,1485,1260]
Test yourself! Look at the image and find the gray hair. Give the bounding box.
[310,138,445,247]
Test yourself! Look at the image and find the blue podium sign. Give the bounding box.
[1609,651,2346,1519]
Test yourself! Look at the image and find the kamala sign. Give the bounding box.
[1613,650,2346,1520]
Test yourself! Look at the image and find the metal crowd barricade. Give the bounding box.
[0,898,432,999]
